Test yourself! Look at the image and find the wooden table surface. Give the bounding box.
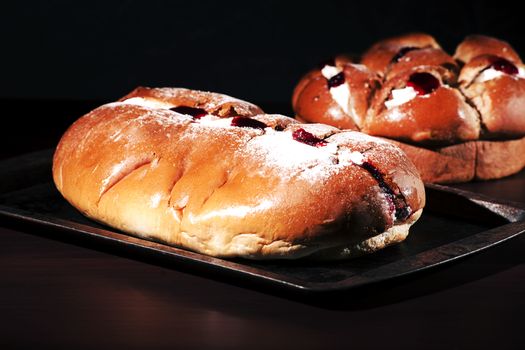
[1,99,524,349]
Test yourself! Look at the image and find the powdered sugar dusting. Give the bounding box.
[299,123,339,136]
[121,97,174,109]
[237,127,403,184]
[96,100,398,187]
[324,131,407,174]
[339,150,365,165]
[137,109,192,127]
[327,130,391,145]
[197,115,235,128]
[102,101,261,130]
[241,130,343,182]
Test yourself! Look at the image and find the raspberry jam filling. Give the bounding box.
[391,47,418,63]
[292,128,327,147]
[327,72,345,88]
[489,58,519,75]
[406,72,440,95]
[230,116,267,130]
[360,161,411,221]
[170,106,207,119]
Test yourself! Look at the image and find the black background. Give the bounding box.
[1,0,523,105]
[0,3,524,349]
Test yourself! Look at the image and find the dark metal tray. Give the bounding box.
[1,149,524,293]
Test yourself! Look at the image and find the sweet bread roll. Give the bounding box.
[454,35,522,65]
[291,54,355,109]
[458,55,525,137]
[53,87,425,260]
[292,62,380,130]
[366,66,480,144]
[292,33,525,183]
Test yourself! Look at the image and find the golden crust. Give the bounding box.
[53,88,425,259]
[292,55,355,109]
[458,55,501,85]
[454,35,522,65]
[386,48,458,80]
[366,87,480,144]
[365,67,480,144]
[292,63,380,130]
[459,57,525,138]
[361,33,440,76]
[293,70,358,130]
[121,87,263,117]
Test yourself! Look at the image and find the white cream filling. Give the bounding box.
[121,97,174,109]
[321,65,343,79]
[321,65,353,119]
[475,67,525,83]
[329,83,351,115]
[384,86,418,109]
[475,68,505,83]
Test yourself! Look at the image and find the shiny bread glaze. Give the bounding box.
[53,88,425,259]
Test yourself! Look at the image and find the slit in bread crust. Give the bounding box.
[97,158,154,205]
[199,171,231,211]
[457,84,488,137]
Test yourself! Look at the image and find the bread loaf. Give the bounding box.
[53,87,425,259]
[292,33,525,183]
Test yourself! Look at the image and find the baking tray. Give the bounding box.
[1,149,524,293]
